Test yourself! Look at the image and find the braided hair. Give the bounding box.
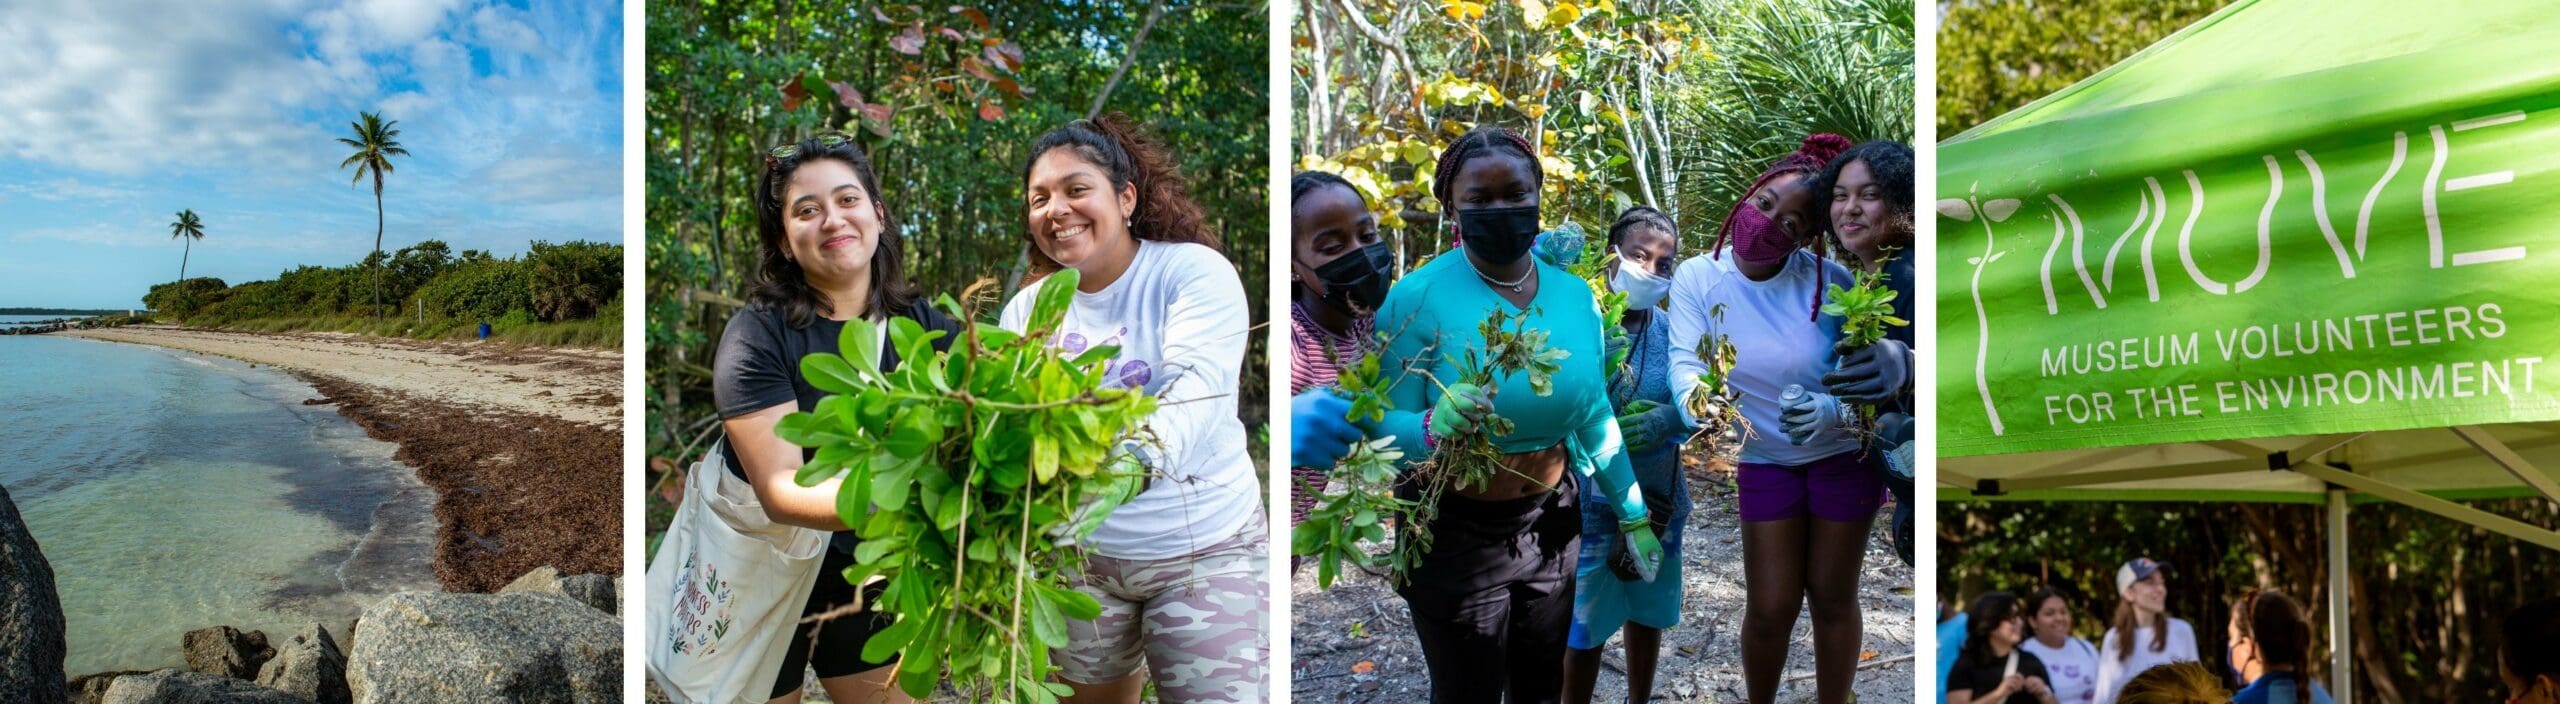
[1431,126,1541,239]
[1709,133,1851,320]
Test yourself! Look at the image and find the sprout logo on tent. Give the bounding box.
[1939,108,2560,455]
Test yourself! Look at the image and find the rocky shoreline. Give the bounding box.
[6,484,622,703]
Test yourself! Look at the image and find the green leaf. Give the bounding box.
[801,353,866,395]
[837,316,882,379]
[1068,343,1120,369]
[1028,583,1068,648]
[1028,267,1079,334]
[797,441,856,486]
[871,455,913,507]
[862,614,918,676]
[883,407,945,458]
[1038,581,1103,621]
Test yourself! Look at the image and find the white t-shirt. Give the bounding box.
[2020,635,2103,704]
[1665,249,1858,465]
[2092,618,2201,704]
[999,239,1259,560]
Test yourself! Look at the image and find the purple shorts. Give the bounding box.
[1736,451,1884,522]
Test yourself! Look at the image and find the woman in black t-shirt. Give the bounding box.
[710,133,962,704]
[1949,592,2062,704]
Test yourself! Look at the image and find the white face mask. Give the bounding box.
[1611,250,1672,310]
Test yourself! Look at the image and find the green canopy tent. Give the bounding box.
[1935,0,2560,699]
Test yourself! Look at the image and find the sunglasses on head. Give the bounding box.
[767,133,854,163]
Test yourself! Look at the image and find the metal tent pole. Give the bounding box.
[2327,487,2354,704]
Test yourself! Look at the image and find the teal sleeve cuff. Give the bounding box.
[1364,408,1431,470]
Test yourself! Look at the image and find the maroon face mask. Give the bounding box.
[1725,203,1798,265]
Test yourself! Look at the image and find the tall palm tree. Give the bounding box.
[338,111,409,316]
[170,209,206,281]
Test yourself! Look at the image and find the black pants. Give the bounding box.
[1397,471,1582,704]
[769,545,897,699]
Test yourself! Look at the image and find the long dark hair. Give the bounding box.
[1962,591,2023,664]
[1708,133,1851,259]
[2234,590,2315,704]
[751,133,919,328]
[1021,113,1219,280]
[1430,125,1541,237]
[2504,597,2560,681]
[1811,139,1916,264]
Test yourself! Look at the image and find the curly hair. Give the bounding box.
[1961,591,2023,664]
[1812,139,1916,263]
[2506,597,2560,681]
[1021,112,1220,279]
[2116,662,2231,704]
[1430,125,1541,235]
[751,132,919,329]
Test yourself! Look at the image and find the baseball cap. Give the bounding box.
[2116,557,2167,594]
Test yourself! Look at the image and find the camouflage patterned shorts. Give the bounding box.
[1053,528,1268,702]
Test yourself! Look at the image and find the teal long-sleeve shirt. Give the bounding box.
[1360,250,1650,524]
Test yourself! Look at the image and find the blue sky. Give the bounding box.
[0,0,622,310]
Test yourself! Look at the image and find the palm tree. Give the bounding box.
[170,209,207,281]
[338,111,409,316]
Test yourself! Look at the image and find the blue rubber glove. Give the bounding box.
[1778,388,1852,446]
[1429,382,1493,439]
[1532,223,1587,267]
[1823,339,1911,404]
[1290,390,1361,468]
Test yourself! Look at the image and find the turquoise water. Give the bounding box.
[0,335,437,674]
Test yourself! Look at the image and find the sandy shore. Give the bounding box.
[62,325,623,592]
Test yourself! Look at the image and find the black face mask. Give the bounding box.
[1458,205,1541,266]
[1307,241,1395,316]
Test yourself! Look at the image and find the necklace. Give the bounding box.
[1468,255,1532,292]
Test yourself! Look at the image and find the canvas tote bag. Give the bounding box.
[646,440,829,703]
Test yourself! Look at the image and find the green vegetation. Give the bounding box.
[1296,0,1912,257]
[170,209,206,282]
[338,111,412,314]
[643,2,1270,528]
[1944,499,2560,702]
[142,239,622,348]
[777,270,1156,703]
[1937,0,2237,135]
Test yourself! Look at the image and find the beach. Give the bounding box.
[61,325,623,593]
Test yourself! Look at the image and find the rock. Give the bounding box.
[99,669,311,704]
[67,670,150,704]
[499,566,617,616]
[256,624,350,704]
[346,591,619,704]
[181,625,274,680]
[0,484,68,703]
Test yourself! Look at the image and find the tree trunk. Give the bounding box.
[179,237,192,282]
[372,179,385,318]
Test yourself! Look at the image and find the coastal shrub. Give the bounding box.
[524,240,620,322]
[412,259,533,321]
[144,277,228,317]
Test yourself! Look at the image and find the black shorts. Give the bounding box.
[769,545,898,698]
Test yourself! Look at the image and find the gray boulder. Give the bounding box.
[99,669,310,704]
[499,566,618,616]
[346,591,619,704]
[67,670,149,704]
[181,625,274,680]
[1,484,67,703]
[255,624,349,704]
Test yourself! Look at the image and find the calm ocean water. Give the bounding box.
[0,333,437,674]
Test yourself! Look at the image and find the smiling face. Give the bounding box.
[1293,182,1380,283]
[780,158,884,291]
[1748,171,1818,249]
[1026,148,1138,273]
[1992,611,2026,650]
[1830,158,1902,262]
[2032,594,2073,644]
[2127,572,2168,615]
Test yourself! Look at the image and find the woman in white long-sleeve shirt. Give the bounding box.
[2092,557,2198,704]
[999,113,1264,704]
